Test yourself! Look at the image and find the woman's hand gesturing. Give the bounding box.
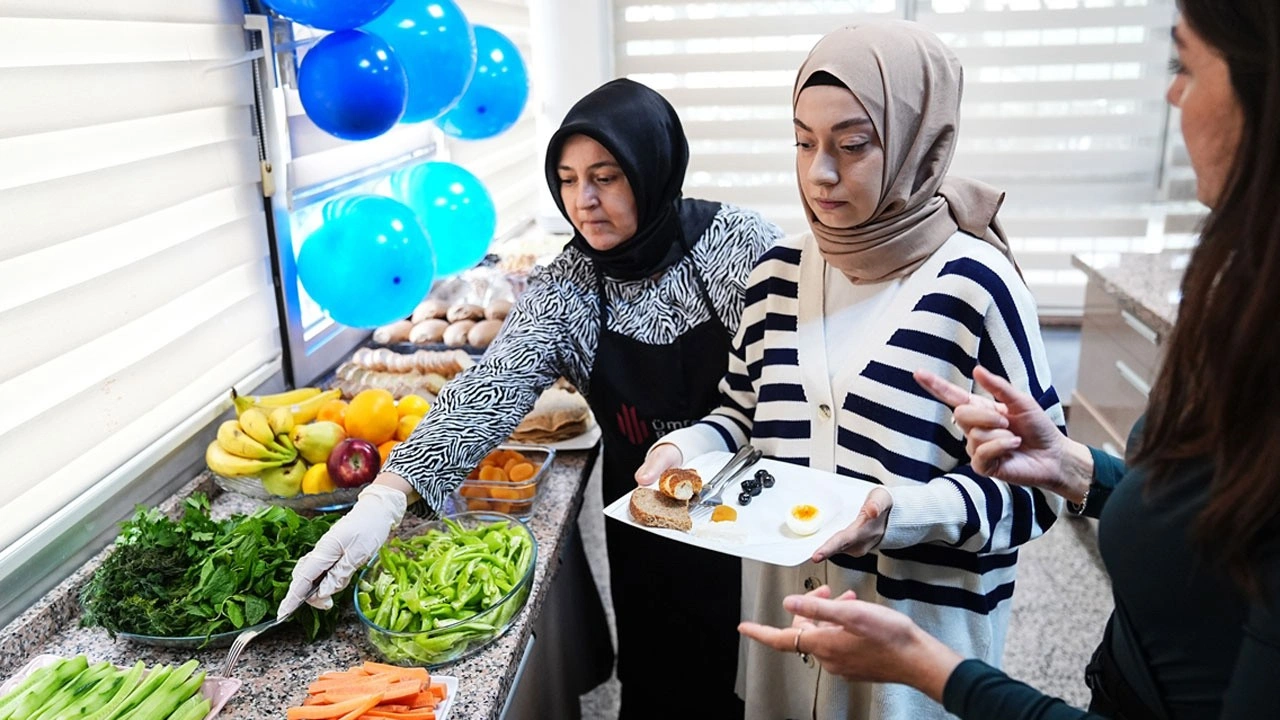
[913,366,1082,500]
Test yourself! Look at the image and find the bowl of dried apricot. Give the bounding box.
[450,445,555,520]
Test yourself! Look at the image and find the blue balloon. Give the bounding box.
[297,196,436,328]
[262,0,394,31]
[436,26,528,140]
[363,0,476,123]
[298,30,408,141]
[392,161,496,276]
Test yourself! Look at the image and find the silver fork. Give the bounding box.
[221,581,320,677]
[690,447,763,522]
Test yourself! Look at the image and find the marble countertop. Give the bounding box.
[1072,251,1188,337]
[0,449,597,720]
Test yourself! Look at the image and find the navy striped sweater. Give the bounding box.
[660,231,1066,720]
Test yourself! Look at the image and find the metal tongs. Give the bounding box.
[690,444,762,520]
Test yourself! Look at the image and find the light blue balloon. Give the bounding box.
[392,162,496,276]
[297,196,436,328]
[298,30,408,141]
[436,26,528,140]
[363,0,477,123]
[262,0,394,31]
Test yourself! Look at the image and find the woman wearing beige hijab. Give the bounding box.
[639,21,1065,720]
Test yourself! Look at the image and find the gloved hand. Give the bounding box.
[277,483,408,619]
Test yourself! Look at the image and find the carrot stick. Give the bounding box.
[287,693,384,719]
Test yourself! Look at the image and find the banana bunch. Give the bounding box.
[230,386,342,424]
[206,406,300,477]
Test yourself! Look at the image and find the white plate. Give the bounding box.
[0,654,241,720]
[603,451,878,566]
[430,675,459,720]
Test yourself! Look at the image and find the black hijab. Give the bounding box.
[544,79,721,281]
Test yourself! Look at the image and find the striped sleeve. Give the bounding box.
[382,271,588,515]
[655,241,794,460]
[881,255,1067,554]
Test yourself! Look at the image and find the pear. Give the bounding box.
[291,421,347,465]
[260,462,306,497]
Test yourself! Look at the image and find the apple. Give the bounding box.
[327,438,381,488]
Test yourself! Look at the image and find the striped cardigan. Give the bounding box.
[660,231,1065,720]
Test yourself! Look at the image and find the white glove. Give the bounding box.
[277,483,408,618]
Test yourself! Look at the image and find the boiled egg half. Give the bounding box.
[786,504,823,536]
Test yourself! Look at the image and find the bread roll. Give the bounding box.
[411,299,449,323]
[485,299,513,321]
[446,303,485,323]
[658,468,703,501]
[467,319,503,349]
[409,319,449,345]
[443,320,476,347]
[372,319,413,344]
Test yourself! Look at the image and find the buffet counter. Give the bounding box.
[0,448,602,719]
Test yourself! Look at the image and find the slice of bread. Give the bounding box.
[629,488,692,532]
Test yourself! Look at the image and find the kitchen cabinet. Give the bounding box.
[1070,252,1185,455]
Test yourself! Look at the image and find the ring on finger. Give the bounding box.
[794,627,810,663]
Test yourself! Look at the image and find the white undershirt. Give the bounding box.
[823,264,904,382]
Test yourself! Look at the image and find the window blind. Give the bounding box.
[0,0,278,606]
[444,0,540,240]
[613,0,1176,316]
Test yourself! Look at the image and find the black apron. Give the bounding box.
[588,261,746,719]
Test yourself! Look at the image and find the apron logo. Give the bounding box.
[616,404,651,446]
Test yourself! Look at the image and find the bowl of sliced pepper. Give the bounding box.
[354,511,537,667]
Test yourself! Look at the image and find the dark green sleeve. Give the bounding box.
[1081,446,1126,519]
[1221,543,1280,718]
[943,659,1104,720]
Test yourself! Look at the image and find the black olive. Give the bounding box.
[741,479,759,492]
[762,474,775,488]
[749,483,763,496]
[754,469,769,481]
[738,492,752,506]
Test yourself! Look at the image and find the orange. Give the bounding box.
[316,399,349,427]
[346,389,398,444]
[395,414,423,442]
[378,440,400,463]
[396,394,431,419]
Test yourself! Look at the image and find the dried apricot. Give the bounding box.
[508,463,536,482]
[711,505,738,522]
[479,465,507,482]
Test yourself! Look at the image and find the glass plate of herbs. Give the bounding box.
[79,494,348,649]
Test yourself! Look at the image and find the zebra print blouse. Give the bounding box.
[382,204,783,513]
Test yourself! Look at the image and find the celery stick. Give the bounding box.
[0,658,70,717]
[169,693,212,720]
[116,660,200,720]
[4,655,89,720]
[79,662,145,720]
[102,664,171,720]
[28,661,114,720]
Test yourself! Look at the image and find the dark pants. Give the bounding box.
[606,520,745,719]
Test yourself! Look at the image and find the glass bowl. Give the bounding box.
[113,619,275,649]
[211,471,363,512]
[448,445,554,521]
[354,511,537,667]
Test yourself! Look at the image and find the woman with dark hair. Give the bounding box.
[739,2,1280,717]
[282,79,782,718]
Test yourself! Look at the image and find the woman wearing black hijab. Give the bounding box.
[283,79,783,717]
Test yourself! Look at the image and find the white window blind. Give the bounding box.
[445,0,540,240]
[613,0,1176,316]
[0,0,279,587]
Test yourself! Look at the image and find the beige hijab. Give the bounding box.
[794,21,1017,283]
